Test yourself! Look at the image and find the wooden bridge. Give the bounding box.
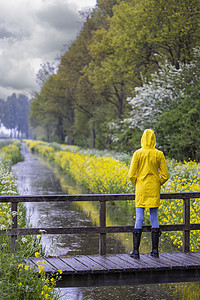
[0,192,200,287]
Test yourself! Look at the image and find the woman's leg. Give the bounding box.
[149,207,161,258]
[149,207,159,228]
[135,207,145,229]
[130,207,144,258]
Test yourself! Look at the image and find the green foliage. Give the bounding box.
[0,144,60,299]
[0,253,60,300]
[29,0,200,156]
[157,87,200,161]
[125,47,200,161]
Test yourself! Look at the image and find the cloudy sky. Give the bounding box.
[0,0,96,100]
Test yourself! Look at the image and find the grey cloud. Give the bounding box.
[0,54,36,90]
[0,0,82,99]
[0,27,14,39]
[36,1,81,31]
[0,27,30,42]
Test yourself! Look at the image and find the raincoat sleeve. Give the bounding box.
[128,151,139,186]
[159,152,169,185]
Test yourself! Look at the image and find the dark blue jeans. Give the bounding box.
[135,207,159,229]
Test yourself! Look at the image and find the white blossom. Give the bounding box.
[124,47,200,130]
[21,237,28,243]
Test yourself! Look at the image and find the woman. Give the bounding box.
[128,129,169,258]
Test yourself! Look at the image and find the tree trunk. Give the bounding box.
[118,81,124,120]
[58,116,65,142]
[91,128,95,148]
[68,108,74,145]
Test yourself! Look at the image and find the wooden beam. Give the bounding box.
[183,197,190,252]
[56,268,200,287]
[99,200,106,255]
[10,202,18,253]
[1,223,200,236]
[0,192,199,203]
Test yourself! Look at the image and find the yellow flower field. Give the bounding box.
[25,140,200,251]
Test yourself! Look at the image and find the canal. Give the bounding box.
[12,144,200,299]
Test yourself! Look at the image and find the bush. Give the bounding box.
[0,143,60,299]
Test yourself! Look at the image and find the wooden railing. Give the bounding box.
[0,192,200,254]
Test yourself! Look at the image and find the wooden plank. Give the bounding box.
[60,256,90,273]
[161,252,199,267]
[160,253,186,266]
[187,251,200,257]
[159,253,186,268]
[26,258,38,270]
[173,252,200,266]
[136,253,169,270]
[87,255,124,272]
[29,257,56,272]
[73,255,107,273]
[102,255,142,271]
[166,252,197,265]
[45,257,75,273]
[188,252,200,261]
[116,254,154,269]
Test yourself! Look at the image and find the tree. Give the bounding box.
[124,47,200,160]
[86,0,200,113]
[124,62,185,130]
[29,0,200,151]
[16,94,30,138]
[157,90,200,161]
[57,10,109,148]
[30,74,71,143]
[36,61,58,88]
[0,94,30,138]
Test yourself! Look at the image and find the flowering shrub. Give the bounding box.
[1,141,24,165]
[0,252,60,300]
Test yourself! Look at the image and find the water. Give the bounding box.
[12,144,200,299]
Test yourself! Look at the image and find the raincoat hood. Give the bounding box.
[141,129,156,149]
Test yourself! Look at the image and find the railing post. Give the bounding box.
[99,199,106,255]
[183,197,190,253]
[11,202,18,253]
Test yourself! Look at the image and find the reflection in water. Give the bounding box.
[12,144,200,299]
[12,144,100,256]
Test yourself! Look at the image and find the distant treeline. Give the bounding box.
[0,93,30,138]
[30,0,200,161]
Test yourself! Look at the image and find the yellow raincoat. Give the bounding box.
[128,129,169,208]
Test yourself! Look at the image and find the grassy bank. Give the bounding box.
[0,141,60,300]
[25,140,200,251]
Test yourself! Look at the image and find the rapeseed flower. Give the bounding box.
[26,140,200,251]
